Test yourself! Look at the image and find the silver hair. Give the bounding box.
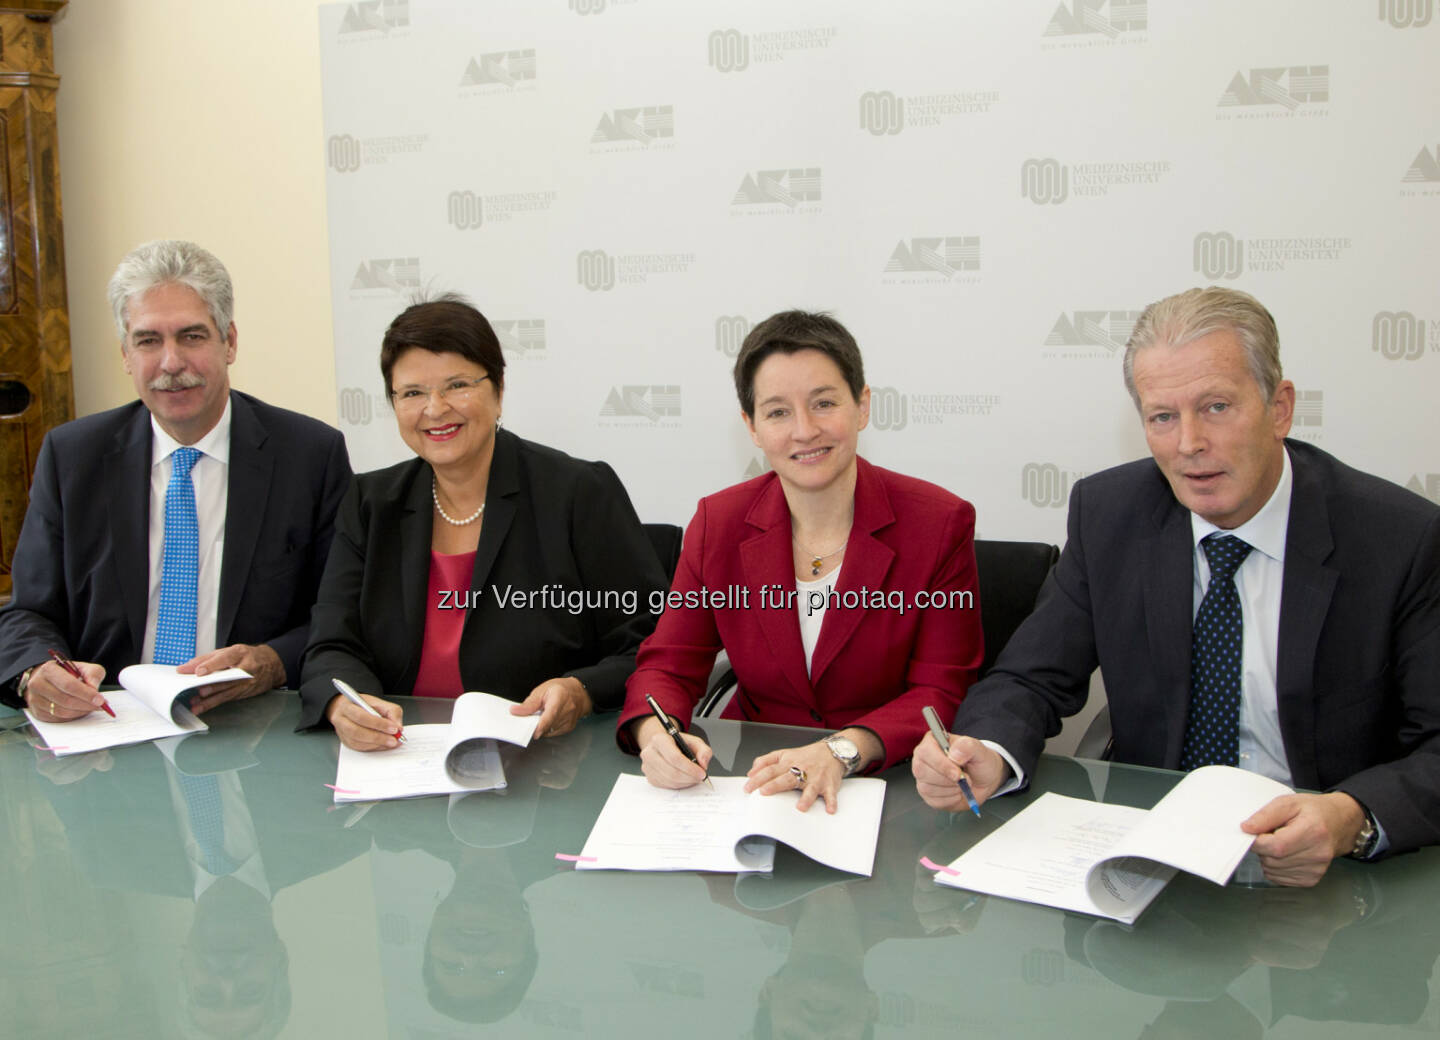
[1122,286,1282,407]
[107,240,235,342]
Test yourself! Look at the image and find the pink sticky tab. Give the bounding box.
[325,784,360,795]
[37,745,68,753]
[920,855,959,877]
[554,853,597,864]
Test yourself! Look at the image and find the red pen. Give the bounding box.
[47,648,115,718]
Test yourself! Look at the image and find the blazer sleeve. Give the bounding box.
[1332,508,1440,855]
[263,428,353,688]
[617,498,721,750]
[0,434,72,705]
[296,480,386,731]
[952,478,1101,780]
[846,500,983,771]
[558,460,668,710]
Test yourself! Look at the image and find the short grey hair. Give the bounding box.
[1122,286,1281,407]
[107,240,235,342]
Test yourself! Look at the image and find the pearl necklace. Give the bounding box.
[432,478,485,526]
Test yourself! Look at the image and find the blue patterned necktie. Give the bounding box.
[1180,533,1254,770]
[155,446,202,666]
[178,771,237,876]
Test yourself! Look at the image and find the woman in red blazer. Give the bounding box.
[619,310,983,811]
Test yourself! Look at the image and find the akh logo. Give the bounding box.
[1404,144,1440,181]
[337,0,409,37]
[350,258,420,294]
[459,50,536,89]
[883,237,981,282]
[1043,0,1147,37]
[591,107,675,149]
[1406,473,1440,505]
[599,386,682,425]
[1044,311,1142,357]
[731,169,821,213]
[494,320,547,358]
[1217,67,1329,115]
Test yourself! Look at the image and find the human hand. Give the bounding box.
[510,676,592,738]
[746,741,848,814]
[326,690,405,751]
[178,643,286,714]
[1241,792,1365,887]
[634,715,713,789]
[23,659,109,722]
[911,734,1009,812]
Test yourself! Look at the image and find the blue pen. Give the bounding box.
[921,706,981,817]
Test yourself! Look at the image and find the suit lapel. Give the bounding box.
[218,394,272,645]
[1275,447,1336,789]
[396,463,435,687]
[466,428,519,598]
[809,460,895,685]
[739,478,812,704]
[106,407,153,655]
[1140,492,1195,768]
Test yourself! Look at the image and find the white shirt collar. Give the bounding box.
[1190,444,1292,564]
[149,395,233,467]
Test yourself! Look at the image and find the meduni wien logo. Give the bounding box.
[1372,311,1436,361]
[1021,463,1080,508]
[715,316,752,358]
[1378,0,1433,27]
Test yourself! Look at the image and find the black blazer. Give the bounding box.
[954,440,1440,855]
[0,391,352,701]
[297,428,667,729]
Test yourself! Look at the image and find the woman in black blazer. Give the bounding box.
[298,296,666,749]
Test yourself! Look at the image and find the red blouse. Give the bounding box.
[412,550,475,699]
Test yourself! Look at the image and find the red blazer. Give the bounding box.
[620,457,982,771]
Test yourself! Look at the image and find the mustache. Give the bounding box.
[148,373,205,391]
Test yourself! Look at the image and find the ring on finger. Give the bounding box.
[49,701,56,715]
[789,764,807,786]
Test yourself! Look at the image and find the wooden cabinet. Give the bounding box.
[0,1,68,602]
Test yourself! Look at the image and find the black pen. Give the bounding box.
[645,694,713,789]
[922,705,981,817]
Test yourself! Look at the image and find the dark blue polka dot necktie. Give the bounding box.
[1180,533,1253,771]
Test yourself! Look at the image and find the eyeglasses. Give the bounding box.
[390,376,490,411]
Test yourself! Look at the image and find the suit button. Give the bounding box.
[809,710,822,722]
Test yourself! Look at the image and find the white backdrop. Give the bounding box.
[318,0,1440,546]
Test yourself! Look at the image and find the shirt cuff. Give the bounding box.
[981,739,1026,797]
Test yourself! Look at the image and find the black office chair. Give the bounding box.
[643,523,684,584]
[695,537,1060,718]
[972,538,1059,677]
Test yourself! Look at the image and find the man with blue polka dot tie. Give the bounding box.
[0,240,352,731]
[915,286,1440,886]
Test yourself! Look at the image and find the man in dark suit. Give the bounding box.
[0,240,351,720]
[914,286,1440,886]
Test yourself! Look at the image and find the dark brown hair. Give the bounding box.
[732,310,865,417]
[380,293,506,396]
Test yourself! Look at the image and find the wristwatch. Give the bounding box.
[1350,805,1379,860]
[15,665,36,703]
[825,734,862,777]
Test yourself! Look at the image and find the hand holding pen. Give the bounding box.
[23,650,112,721]
[638,694,714,789]
[329,678,406,750]
[920,706,982,818]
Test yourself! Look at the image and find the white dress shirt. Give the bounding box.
[142,400,232,664]
[796,564,842,676]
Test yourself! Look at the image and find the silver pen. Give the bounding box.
[332,677,406,744]
[921,705,980,817]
